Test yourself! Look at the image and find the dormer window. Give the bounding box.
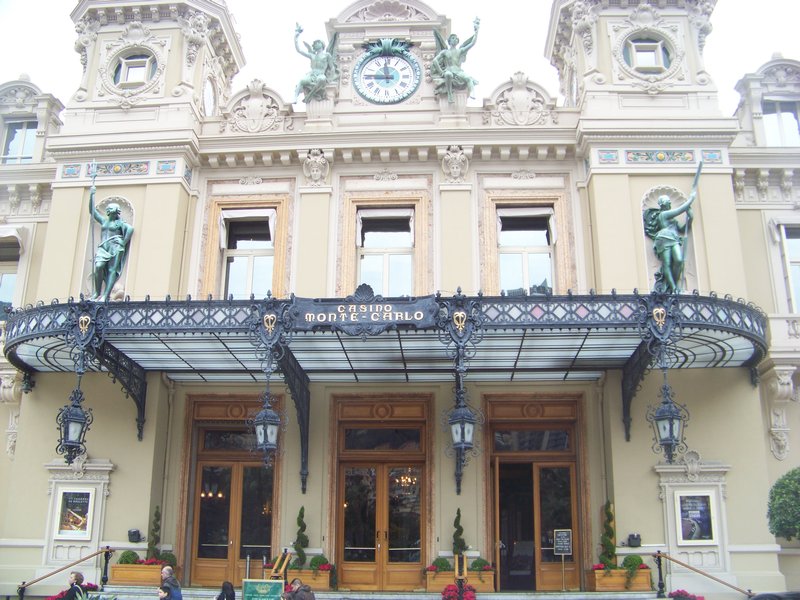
[113,52,157,88]
[624,37,671,73]
[763,100,800,146]
[1,120,37,164]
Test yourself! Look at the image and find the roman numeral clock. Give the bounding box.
[353,39,422,104]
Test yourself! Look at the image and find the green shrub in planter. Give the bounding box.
[158,551,177,567]
[118,550,140,564]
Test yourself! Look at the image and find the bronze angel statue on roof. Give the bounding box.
[293,23,339,103]
[431,17,480,103]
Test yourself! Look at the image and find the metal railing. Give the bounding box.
[653,550,755,598]
[17,547,115,600]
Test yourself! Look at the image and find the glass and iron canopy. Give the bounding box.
[3,287,766,441]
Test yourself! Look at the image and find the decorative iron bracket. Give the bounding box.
[279,347,310,493]
[436,288,485,495]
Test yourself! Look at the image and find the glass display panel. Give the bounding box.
[197,466,232,559]
[203,430,256,452]
[239,466,273,561]
[387,466,421,563]
[538,467,573,563]
[344,428,421,451]
[493,430,570,452]
[343,467,376,562]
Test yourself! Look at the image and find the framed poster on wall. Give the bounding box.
[675,491,716,545]
[55,489,94,540]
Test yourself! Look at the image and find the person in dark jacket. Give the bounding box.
[61,572,85,600]
[160,566,182,600]
[216,581,235,600]
[281,578,315,600]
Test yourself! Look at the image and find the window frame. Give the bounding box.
[219,209,276,300]
[356,208,415,297]
[496,207,556,296]
[625,37,670,73]
[202,199,288,300]
[762,99,800,147]
[1,119,37,165]
[113,52,157,89]
[338,192,430,297]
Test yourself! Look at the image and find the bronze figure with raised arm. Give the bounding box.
[293,23,338,103]
[431,17,480,103]
[89,184,133,302]
[643,162,703,293]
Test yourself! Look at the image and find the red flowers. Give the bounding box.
[317,563,332,572]
[426,564,439,572]
[668,590,698,600]
[591,563,606,570]
[441,583,476,600]
[136,557,166,565]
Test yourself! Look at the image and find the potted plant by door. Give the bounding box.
[466,557,496,593]
[585,502,651,591]
[425,557,455,591]
[110,551,164,585]
[287,506,333,590]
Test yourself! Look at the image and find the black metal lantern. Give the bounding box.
[56,387,93,464]
[646,379,689,464]
[449,402,476,451]
[253,392,281,458]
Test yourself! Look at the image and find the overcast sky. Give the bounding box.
[1,0,799,116]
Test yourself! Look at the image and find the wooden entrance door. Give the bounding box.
[493,459,579,591]
[191,461,274,586]
[337,463,424,590]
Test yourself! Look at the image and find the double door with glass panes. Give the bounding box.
[191,461,274,586]
[338,463,424,591]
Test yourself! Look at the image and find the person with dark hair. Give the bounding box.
[281,578,315,600]
[160,566,182,600]
[216,581,235,600]
[62,572,85,600]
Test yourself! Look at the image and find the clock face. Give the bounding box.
[353,51,421,104]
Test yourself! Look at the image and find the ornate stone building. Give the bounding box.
[0,0,798,597]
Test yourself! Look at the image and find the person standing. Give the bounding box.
[160,566,182,600]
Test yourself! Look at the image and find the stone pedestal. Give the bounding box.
[438,90,469,127]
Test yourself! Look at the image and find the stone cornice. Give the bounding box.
[0,164,58,185]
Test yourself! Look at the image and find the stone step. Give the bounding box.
[103,585,657,600]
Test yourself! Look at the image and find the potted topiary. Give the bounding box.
[287,506,333,591]
[585,502,651,591]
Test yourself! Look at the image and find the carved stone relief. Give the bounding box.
[225,80,292,133]
[610,5,686,94]
[95,23,169,109]
[344,1,433,23]
[442,145,468,183]
[302,149,330,187]
[486,72,556,127]
[761,364,796,460]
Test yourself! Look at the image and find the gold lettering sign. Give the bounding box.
[263,313,277,335]
[652,307,666,330]
[78,314,91,335]
[453,310,467,333]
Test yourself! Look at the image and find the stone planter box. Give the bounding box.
[110,564,163,586]
[585,568,651,591]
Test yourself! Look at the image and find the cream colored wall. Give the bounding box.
[294,191,331,297]
[439,189,476,294]
[737,210,776,312]
[587,174,640,292]
[36,188,86,300]
[608,369,779,572]
[129,184,191,299]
